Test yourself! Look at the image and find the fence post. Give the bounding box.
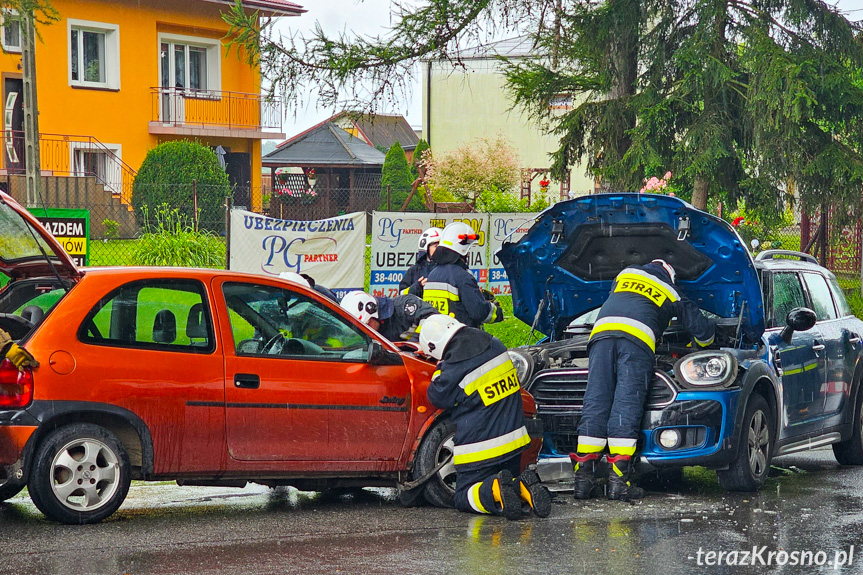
[224,195,232,270]
[193,179,199,231]
[820,203,828,268]
[387,185,391,211]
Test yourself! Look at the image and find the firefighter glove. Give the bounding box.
[6,343,38,371]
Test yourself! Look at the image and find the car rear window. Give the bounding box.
[79,279,214,353]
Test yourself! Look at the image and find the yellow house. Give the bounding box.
[0,0,300,212]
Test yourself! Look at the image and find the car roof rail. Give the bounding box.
[754,249,819,265]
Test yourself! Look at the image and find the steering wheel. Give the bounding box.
[261,333,286,355]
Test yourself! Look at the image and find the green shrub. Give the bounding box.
[132,141,231,233]
[380,141,426,212]
[134,206,225,268]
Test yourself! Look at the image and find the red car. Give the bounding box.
[0,193,542,524]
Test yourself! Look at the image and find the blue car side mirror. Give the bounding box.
[780,307,817,343]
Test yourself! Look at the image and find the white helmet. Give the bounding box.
[419,314,465,360]
[418,227,443,252]
[651,259,676,284]
[440,222,479,257]
[340,291,379,324]
[279,271,311,288]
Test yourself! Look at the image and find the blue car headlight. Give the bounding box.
[673,351,738,389]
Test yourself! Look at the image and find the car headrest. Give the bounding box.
[21,305,44,325]
[153,310,177,344]
[186,303,207,339]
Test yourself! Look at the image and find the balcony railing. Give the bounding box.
[151,87,283,132]
[0,131,137,204]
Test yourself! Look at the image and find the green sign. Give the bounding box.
[28,208,90,267]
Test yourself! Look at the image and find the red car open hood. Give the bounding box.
[0,192,81,280]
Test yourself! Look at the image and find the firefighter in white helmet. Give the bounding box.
[400,227,442,298]
[418,314,551,519]
[341,290,437,343]
[423,222,502,328]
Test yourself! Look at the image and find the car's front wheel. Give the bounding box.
[833,383,863,465]
[717,394,773,492]
[412,418,456,508]
[28,423,131,524]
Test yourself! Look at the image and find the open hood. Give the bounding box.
[497,193,764,341]
[0,192,81,280]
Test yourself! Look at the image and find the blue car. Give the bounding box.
[498,193,863,491]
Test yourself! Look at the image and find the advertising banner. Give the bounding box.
[29,207,90,266]
[487,213,537,296]
[229,209,366,299]
[370,212,488,297]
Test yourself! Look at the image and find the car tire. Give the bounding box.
[833,384,863,465]
[717,394,773,492]
[0,480,24,502]
[28,423,131,524]
[412,418,457,508]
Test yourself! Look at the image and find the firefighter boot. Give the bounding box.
[606,453,644,501]
[517,469,552,518]
[491,470,523,520]
[571,437,606,500]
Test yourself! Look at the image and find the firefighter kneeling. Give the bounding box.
[419,314,551,519]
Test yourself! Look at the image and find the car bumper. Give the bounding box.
[538,388,742,471]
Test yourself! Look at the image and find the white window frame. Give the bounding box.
[157,33,221,94]
[68,18,120,90]
[70,142,122,194]
[1,9,21,54]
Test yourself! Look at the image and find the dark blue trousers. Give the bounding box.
[577,337,654,440]
[453,454,521,514]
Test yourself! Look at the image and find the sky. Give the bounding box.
[268,0,863,142]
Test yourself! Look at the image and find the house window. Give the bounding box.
[1,10,21,53]
[71,143,122,194]
[549,94,573,110]
[158,34,220,93]
[68,19,120,90]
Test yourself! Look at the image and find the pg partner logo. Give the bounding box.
[492,217,533,242]
[376,217,425,249]
[260,235,339,274]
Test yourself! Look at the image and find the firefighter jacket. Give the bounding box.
[427,328,530,471]
[376,294,438,342]
[399,252,435,297]
[589,262,716,354]
[424,248,497,328]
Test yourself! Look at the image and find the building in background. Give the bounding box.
[422,36,595,203]
[0,0,298,217]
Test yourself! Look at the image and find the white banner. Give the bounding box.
[370,212,488,298]
[229,209,366,299]
[488,213,537,296]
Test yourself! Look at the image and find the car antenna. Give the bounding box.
[527,275,554,346]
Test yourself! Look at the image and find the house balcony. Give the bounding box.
[149,88,286,139]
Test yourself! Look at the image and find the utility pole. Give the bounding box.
[20,9,41,207]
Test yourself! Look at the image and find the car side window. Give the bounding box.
[222,282,370,361]
[79,279,214,352]
[771,273,806,328]
[803,273,837,321]
[827,276,853,318]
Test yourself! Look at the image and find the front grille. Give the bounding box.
[530,369,677,413]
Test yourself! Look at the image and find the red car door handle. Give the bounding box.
[234,374,260,389]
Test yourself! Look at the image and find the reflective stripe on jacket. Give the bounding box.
[589,262,715,354]
[424,262,495,328]
[426,329,529,470]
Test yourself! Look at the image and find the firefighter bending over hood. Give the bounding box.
[423,222,502,328]
[419,314,551,519]
[341,291,437,343]
[0,329,38,370]
[572,259,715,501]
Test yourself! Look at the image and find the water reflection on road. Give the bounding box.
[2,449,862,575]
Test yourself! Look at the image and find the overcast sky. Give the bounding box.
[270,0,863,140]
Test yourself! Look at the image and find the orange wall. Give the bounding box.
[0,0,267,208]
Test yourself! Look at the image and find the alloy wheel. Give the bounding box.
[50,437,120,512]
[435,434,457,493]
[748,410,770,477]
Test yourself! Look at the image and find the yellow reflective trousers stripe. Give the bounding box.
[453,426,531,465]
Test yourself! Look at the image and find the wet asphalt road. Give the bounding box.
[2,448,863,575]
